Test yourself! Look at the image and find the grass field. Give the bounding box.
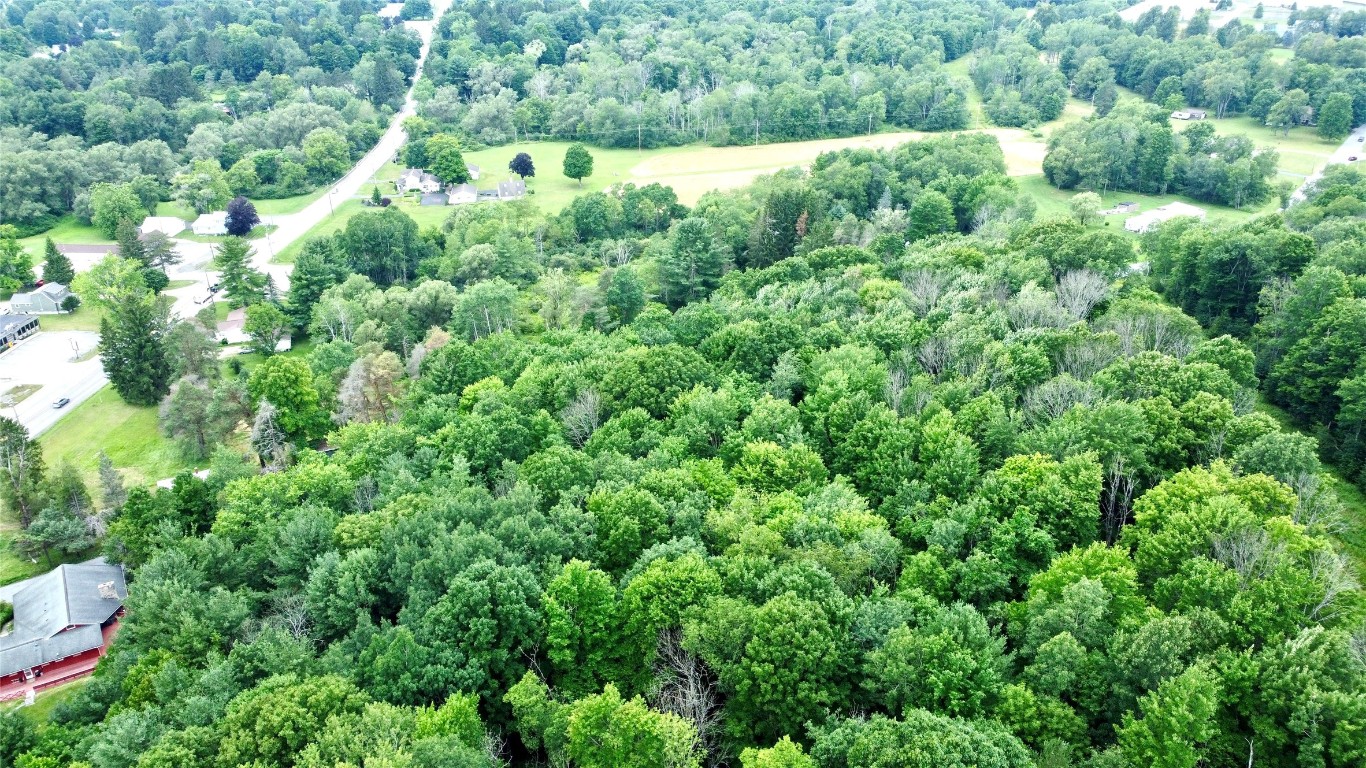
[1017,174,1277,230]
[1172,114,1341,178]
[39,385,190,489]
[33,307,103,333]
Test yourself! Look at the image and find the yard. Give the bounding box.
[1016,174,1278,231]
[38,385,190,490]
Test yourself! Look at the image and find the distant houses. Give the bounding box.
[1124,201,1207,233]
[1170,109,1208,120]
[399,166,516,205]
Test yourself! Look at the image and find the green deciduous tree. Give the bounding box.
[247,356,331,445]
[1116,663,1220,768]
[1317,92,1354,141]
[425,133,471,185]
[563,143,594,187]
[244,302,289,356]
[90,182,147,238]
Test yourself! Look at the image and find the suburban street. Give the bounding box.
[1291,123,1366,203]
[0,331,106,437]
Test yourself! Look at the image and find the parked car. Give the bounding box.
[1351,156,1359,162]
[52,397,70,409]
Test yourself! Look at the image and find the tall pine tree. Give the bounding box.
[100,290,172,406]
[215,237,266,307]
[42,238,75,285]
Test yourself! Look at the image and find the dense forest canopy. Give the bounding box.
[3,0,1366,767]
[0,0,420,232]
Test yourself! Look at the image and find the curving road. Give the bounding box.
[1290,123,1366,205]
[162,0,454,316]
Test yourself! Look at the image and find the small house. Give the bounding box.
[1187,109,1208,120]
[448,183,478,205]
[397,169,443,195]
[1123,201,1207,234]
[0,316,39,348]
[0,562,128,693]
[9,283,72,314]
[497,179,527,200]
[139,216,185,238]
[1115,202,1138,214]
[466,163,481,181]
[191,211,229,236]
[1170,111,1191,120]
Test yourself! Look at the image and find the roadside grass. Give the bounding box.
[39,385,190,490]
[166,280,195,290]
[271,200,366,264]
[2,384,43,406]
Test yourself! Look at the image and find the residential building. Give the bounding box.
[0,316,39,349]
[138,216,185,237]
[497,179,527,200]
[9,283,72,314]
[466,163,481,181]
[191,211,229,236]
[1123,201,1207,233]
[448,183,478,205]
[0,562,127,690]
[397,169,443,194]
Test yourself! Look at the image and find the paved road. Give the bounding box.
[157,0,455,310]
[1291,124,1366,204]
[0,331,106,437]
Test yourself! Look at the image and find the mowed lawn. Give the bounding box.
[39,385,190,489]
[1017,174,1278,230]
[1172,114,1341,178]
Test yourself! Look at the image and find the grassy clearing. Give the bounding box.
[177,224,278,244]
[1015,174,1275,230]
[1172,115,1339,178]
[18,216,111,260]
[39,385,190,489]
[34,307,103,333]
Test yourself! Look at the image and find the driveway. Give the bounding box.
[1291,123,1366,203]
[0,331,106,437]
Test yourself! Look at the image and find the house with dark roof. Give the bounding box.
[0,562,127,688]
[497,179,527,200]
[0,315,39,349]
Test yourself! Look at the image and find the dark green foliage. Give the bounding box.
[100,291,172,406]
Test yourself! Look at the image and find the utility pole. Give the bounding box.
[754,119,760,146]
[867,112,873,136]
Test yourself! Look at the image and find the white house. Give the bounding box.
[466,163,481,181]
[448,183,478,205]
[192,212,229,236]
[397,169,443,194]
[139,216,185,237]
[1123,202,1206,234]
